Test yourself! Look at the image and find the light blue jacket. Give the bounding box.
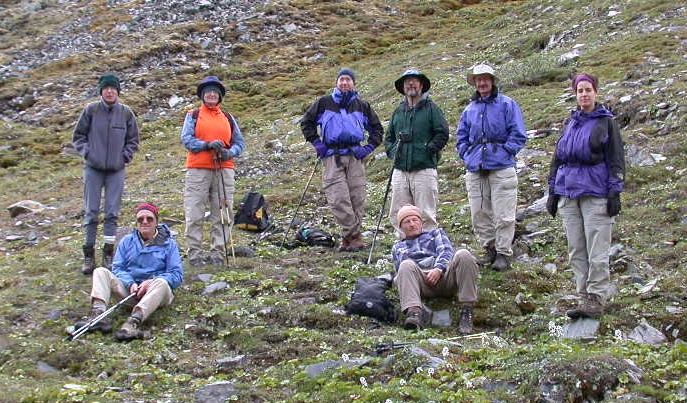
[456,90,527,171]
[112,224,184,290]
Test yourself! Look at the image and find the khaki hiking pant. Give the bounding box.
[559,196,614,303]
[183,167,235,259]
[389,168,438,238]
[465,167,517,256]
[91,267,174,322]
[394,249,478,312]
[322,154,365,239]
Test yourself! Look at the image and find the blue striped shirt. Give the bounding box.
[391,228,454,273]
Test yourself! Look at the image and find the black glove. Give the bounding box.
[219,147,235,161]
[546,193,560,217]
[207,140,224,151]
[607,191,621,217]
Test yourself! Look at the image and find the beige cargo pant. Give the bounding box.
[183,167,235,260]
[322,154,366,239]
[389,168,439,238]
[465,167,517,256]
[91,267,174,322]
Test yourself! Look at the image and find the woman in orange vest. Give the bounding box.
[180,76,245,266]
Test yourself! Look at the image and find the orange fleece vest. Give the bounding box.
[185,104,234,169]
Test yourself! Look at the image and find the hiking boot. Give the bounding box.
[404,306,430,330]
[102,243,114,270]
[81,246,95,275]
[566,294,604,319]
[492,254,510,271]
[458,304,474,335]
[338,237,351,252]
[115,315,149,341]
[476,243,496,266]
[346,234,365,252]
[74,308,112,334]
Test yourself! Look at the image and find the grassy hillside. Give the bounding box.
[0,0,686,401]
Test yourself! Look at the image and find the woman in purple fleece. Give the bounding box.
[546,73,626,319]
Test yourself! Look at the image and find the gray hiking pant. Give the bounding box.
[82,166,125,247]
[394,249,478,312]
[322,154,365,239]
[465,167,517,256]
[91,267,174,322]
[183,167,235,259]
[559,196,614,303]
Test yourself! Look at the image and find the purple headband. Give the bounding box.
[572,73,598,92]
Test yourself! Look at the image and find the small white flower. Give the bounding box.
[341,353,349,362]
[428,367,435,376]
[360,377,368,387]
[416,366,423,374]
[399,379,406,386]
[441,346,449,357]
[614,329,623,340]
[385,400,394,403]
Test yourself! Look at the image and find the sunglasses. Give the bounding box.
[137,216,155,224]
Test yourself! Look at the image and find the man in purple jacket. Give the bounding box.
[456,62,527,271]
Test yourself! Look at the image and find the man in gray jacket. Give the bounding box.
[72,74,140,274]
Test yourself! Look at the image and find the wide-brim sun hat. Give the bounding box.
[394,69,431,95]
[466,62,499,86]
[196,75,227,99]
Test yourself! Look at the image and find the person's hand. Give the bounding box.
[129,283,138,295]
[546,191,560,217]
[220,147,235,161]
[423,268,443,287]
[352,144,375,160]
[312,138,327,159]
[136,279,153,299]
[607,191,621,217]
[207,140,224,151]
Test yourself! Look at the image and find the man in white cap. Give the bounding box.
[456,62,527,271]
[391,204,478,333]
[385,69,449,238]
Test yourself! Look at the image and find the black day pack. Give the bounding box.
[234,191,272,232]
[295,227,336,248]
[344,276,397,324]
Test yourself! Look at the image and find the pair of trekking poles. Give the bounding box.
[281,141,397,265]
[213,151,236,267]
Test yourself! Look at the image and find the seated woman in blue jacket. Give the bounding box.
[74,202,184,341]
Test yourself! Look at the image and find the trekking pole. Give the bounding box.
[367,139,400,264]
[214,151,236,266]
[281,158,320,248]
[67,292,137,341]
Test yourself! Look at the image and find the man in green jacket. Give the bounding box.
[384,69,449,237]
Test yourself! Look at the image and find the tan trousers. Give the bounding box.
[393,249,478,312]
[389,168,438,238]
[322,154,366,239]
[465,167,517,256]
[91,267,174,322]
[559,196,614,303]
[183,167,235,259]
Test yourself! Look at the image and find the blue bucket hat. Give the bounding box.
[394,69,431,95]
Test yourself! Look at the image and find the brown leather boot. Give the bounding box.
[81,246,95,275]
[566,294,604,319]
[404,306,430,330]
[458,303,474,334]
